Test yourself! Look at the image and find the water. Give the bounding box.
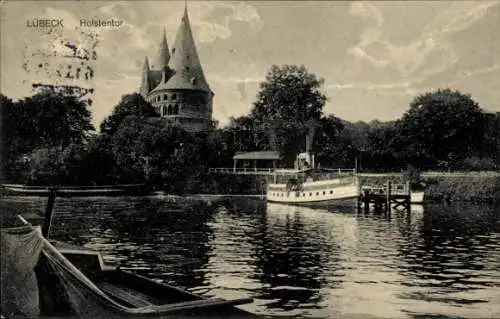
[2,196,500,318]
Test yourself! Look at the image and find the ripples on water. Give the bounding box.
[2,196,500,318]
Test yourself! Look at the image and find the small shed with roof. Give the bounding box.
[232,151,281,172]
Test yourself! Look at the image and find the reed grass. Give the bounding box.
[423,175,500,203]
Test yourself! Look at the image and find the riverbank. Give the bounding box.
[1,183,150,197]
[356,171,500,203]
[423,173,500,203]
[3,171,499,203]
[194,171,500,203]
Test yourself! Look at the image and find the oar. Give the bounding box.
[41,188,57,239]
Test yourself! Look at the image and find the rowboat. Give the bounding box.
[1,216,256,318]
[1,184,151,197]
[1,191,257,318]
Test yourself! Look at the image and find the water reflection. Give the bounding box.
[2,196,499,318]
[254,204,338,314]
[49,197,216,289]
[396,204,500,318]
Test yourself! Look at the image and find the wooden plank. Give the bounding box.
[142,297,253,313]
[99,282,154,308]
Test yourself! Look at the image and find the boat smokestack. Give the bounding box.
[305,119,318,152]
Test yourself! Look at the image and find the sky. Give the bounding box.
[1,1,499,128]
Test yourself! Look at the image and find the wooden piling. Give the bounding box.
[42,188,57,239]
[357,180,411,213]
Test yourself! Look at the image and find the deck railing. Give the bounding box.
[208,167,275,175]
[361,183,410,195]
[207,167,356,175]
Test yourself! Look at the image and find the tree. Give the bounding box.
[60,134,118,185]
[1,91,94,183]
[1,94,19,181]
[204,128,234,168]
[365,121,403,170]
[226,115,265,152]
[399,89,484,169]
[314,115,346,167]
[480,112,500,168]
[26,147,66,185]
[18,91,94,148]
[100,93,157,135]
[250,65,327,165]
[110,117,206,191]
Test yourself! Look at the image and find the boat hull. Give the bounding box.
[411,191,424,204]
[1,184,151,197]
[266,178,359,205]
[54,243,256,317]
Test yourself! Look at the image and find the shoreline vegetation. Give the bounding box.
[1,171,499,204]
[2,65,499,204]
[182,171,500,204]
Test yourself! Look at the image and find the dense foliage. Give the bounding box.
[1,91,95,183]
[100,93,157,136]
[2,65,499,190]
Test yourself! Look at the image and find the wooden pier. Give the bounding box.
[357,181,411,213]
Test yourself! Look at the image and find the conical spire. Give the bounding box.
[163,7,211,92]
[152,27,170,70]
[140,57,151,97]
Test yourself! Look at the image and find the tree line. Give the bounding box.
[1,64,499,190]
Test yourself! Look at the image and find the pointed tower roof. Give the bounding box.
[151,27,170,70]
[157,7,211,93]
[139,56,151,96]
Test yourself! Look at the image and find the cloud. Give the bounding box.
[450,64,500,85]
[211,76,262,84]
[348,1,499,81]
[237,82,247,101]
[326,81,411,92]
[90,1,263,56]
[348,45,389,68]
[43,7,80,29]
[97,1,139,21]
[428,1,498,35]
[190,1,263,43]
[349,2,383,27]
[95,1,263,45]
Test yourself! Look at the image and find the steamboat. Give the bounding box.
[266,151,359,205]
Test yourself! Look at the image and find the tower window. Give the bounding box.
[168,104,173,115]
[162,105,167,116]
[173,103,179,115]
[172,94,177,100]
[163,94,167,100]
